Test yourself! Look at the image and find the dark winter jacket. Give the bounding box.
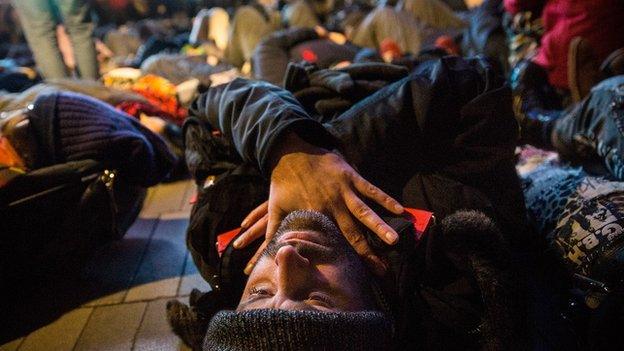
[185,57,529,349]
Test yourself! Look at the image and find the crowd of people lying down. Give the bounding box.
[2,0,624,350]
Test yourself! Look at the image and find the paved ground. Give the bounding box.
[2,180,209,351]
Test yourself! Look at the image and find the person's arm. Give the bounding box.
[253,27,320,86]
[189,78,335,176]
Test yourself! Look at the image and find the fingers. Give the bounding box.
[240,201,268,229]
[243,204,285,274]
[343,191,399,245]
[265,202,285,238]
[352,174,404,215]
[244,239,268,275]
[235,201,269,249]
[233,214,267,249]
[335,213,387,276]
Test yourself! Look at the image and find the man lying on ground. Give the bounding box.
[168,57,532,350]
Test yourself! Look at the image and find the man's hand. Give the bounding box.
[233,132,404,275]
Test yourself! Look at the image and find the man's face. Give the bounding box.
[238,211,375,312]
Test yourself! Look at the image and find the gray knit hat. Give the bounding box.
[203,309,393,350]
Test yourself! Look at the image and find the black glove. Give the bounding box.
[284,61,409,120]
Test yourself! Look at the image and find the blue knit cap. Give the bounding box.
[29,91,176,186]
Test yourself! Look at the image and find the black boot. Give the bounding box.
[167,288,224,350]
[510,60,563,149]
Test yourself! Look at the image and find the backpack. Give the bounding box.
[0,159,146,284]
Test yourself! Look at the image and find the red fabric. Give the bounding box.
[403,208,434,242]
[108,0,129,10]
[301,49,319,63]
[0,137,26,188]
[130,75,188,123]
[505,0,624,89]
[0,136,24,169]
[380,38,403,60]
[217,228,242,257]
[116,101,183,125]
[435,35,460,56]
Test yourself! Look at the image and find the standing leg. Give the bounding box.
[56,0,99,79]
[224,6,273,68]
[11,0,68,79]
[207,8,229,52]
[189,8,212,45]
[351,7,422,55]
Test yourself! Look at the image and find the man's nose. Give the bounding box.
[275,245,311,299]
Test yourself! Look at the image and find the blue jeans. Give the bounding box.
[12,0,98,79]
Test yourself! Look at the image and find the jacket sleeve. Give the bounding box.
[189,78,336,176]
[253,28,320,86]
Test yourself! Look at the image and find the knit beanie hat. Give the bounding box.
[203,309,393,351]
[28,91,176,186]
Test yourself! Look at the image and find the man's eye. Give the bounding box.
[250,287,272,296]
[308,294,332,307]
